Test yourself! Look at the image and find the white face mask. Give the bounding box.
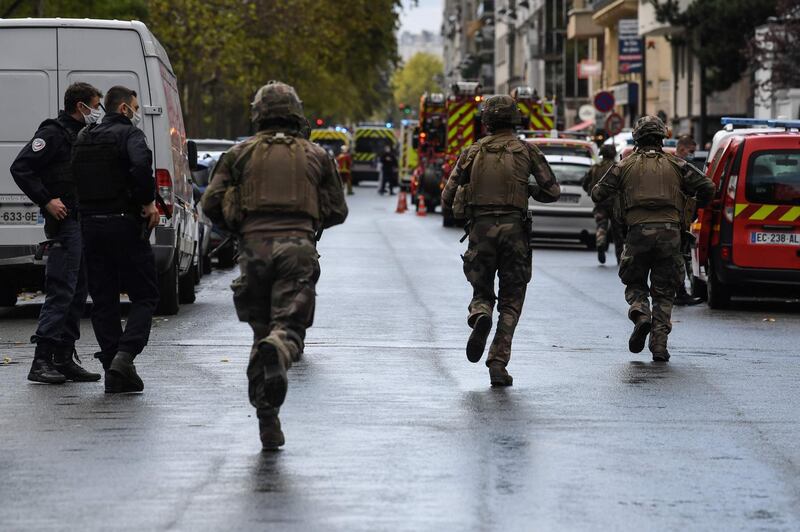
[80,102,103,125]
[123,104,142,127]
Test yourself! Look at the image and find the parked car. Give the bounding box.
[0,18,200,313]
[691,118,800,308]
[523,136,599,161]
[527,153,596,248]
[190,153,237,269]
[191,138,236,160]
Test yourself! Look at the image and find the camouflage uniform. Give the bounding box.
[592,116,714,360]
[202,82,347,448]
[442,96,560,384]
[582,156,624,262]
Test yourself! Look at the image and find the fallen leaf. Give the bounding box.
[2,356,11,365]
[221,358,229,363]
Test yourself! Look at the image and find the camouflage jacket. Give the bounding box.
[591,147,714,226]
[441,131,560,212]
[202,128,348,235]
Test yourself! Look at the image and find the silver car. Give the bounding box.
[529,154,597,248]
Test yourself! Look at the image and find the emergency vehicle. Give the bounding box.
[399,119,419,191]
[352,124,397,185]
[511,86,556,132]
[410,92,447,216]
[691,118,800,308]
[309,127,350,156]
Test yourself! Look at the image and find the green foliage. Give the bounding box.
[652,0,777,93]
[392,52,444,112]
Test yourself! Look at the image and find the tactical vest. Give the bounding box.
[237,133,320,220]
[72,125,133,213]
[39,120,77,203]
[467,137,529,210]
[621,151,684,212]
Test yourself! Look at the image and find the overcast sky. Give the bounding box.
[399,0,443,35]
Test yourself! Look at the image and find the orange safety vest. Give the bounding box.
[336,152,352,174]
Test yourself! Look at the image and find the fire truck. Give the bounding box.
[511,86,556,132]
[412,82,484,226]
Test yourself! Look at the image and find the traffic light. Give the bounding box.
[398,103,412,116]
[315,118,324,127]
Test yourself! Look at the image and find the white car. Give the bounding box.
[191,138,236,161]
[529,154,596,248]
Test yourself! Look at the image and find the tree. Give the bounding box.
[652,0,777,140]
[391,52,444,111]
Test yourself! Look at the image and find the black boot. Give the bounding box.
[53,347,101,382]
[488,362,513,387]
[466,314,492,363]
[248,341,288,409]
[597,245,606,264]
[652,349,671,362]
[106,352,144,393]
[257,408,285,451]
[28,343,66,384]
[628,315,652,354]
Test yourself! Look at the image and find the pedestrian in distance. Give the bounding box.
[337,144,354,195]
[592,116,714,362]
[72,85,161,392]
[582,144,625,264]
[201,81,348,451]
[442,95,561,386]
[379,145,398,195]
[673,134,703,306]
[10,82,104,384]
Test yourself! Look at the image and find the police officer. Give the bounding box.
[72,85,160,392]
[582,144,624,264]
[10,82,104,384]
[202,81,348,450]
[592,116,714,361]
[379,145,399,195]
[442,95,560,386]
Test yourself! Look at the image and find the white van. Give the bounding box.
[0,18,201,314]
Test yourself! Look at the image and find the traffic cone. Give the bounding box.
[416,195,427,216]
[395,191,408,213]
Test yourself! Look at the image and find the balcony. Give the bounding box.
[567,7,603,39]
[591,0,637,27]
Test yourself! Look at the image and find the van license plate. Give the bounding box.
[558,194,580,204]
[750,232,800,246]
[0,206,42,225]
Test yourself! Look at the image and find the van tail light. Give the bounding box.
[155,169,173,218]
[723,174,738,222]
[720,245,732,262]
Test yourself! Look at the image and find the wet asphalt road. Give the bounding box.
[1,187,799,531]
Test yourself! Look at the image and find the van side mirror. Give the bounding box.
[187,140,199,171]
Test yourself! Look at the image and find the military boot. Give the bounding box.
[106,352,144,393]
[466,314,492,363]
[257,408,285,451]
[27,343,66,384]
[597,245,607,264]
[650,335,671,362]
[488,361,513,387]
[628,315,652,354]
[248,341,288,409]
[652,349,671,362]
[53,346,101,382]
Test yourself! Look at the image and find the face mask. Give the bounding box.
[80,103,103,125]
[123,104,142,127]
[683,152,695,162]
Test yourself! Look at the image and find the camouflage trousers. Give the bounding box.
[462,216,532,367]
[231,233,320,409]
[618,224,683,352]
[594,204,625,260]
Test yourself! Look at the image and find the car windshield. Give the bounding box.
[536,144,594,158]
[746,150,800,205]
[355,136,394,154]
[196,142,234,152]
[548,163,589,186]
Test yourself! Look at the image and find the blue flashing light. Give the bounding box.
[401,119,409,126]
[385,122,393,129]
[721,117,800,129]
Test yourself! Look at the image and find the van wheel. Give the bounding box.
[156,255,180,315]
[0,284,18,307]
[179,266,196,304]
[707,263,731,309]
[691,275,707,301]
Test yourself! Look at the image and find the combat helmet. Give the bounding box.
[599,144,617,160]
[251,81,304,127]
[632,115,668,143]
[482,95,522,131]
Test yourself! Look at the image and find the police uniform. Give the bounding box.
[10,111,99,383]
[72,112,159,391]
[201,81,348,450]
[592,116,714,361]
[442,95,560,386]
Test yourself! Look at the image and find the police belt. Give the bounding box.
[472,212,525,224]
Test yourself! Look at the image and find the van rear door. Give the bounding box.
[733,137,800,270]
[0,27,57,239]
